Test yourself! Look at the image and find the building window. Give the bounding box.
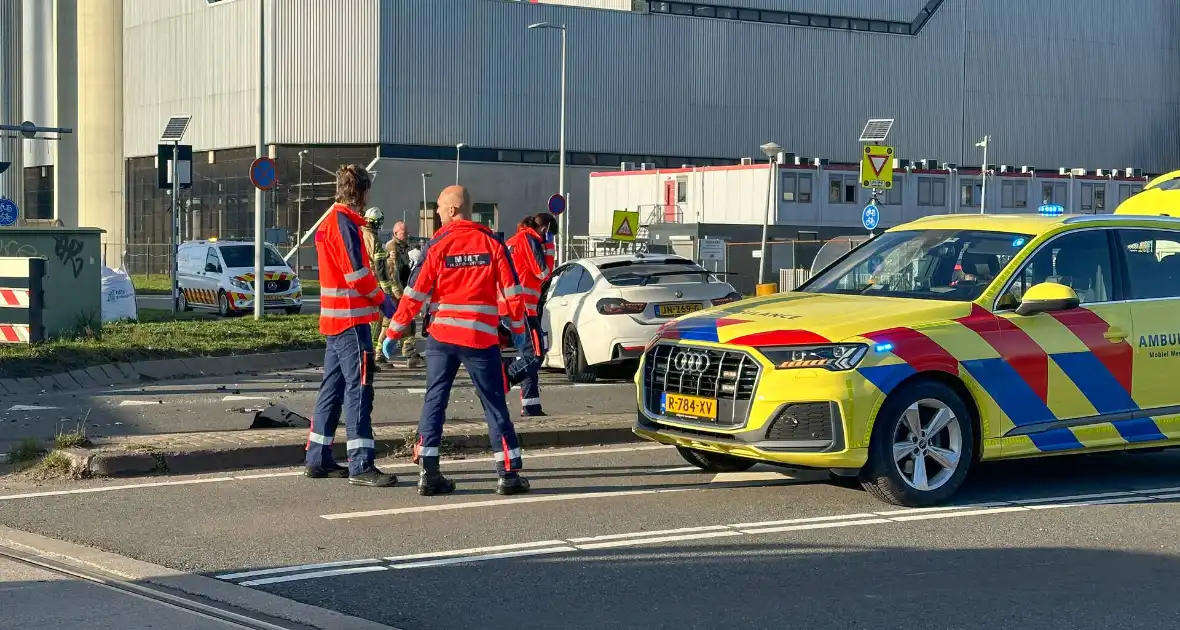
[960,182,982,208]
[1080,183,1106,213]
[1118,183,1144,205]
[676,180,687,203]
[916,177,947,207]
[22,166,54,220]
[1041,181,1067,206]
[881,178,903,205]
[828,174,859,204]
[781,172,813,203]
[1001,180,1028,209]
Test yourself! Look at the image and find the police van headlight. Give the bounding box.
[230,278,252,292]
[758,344,867,371]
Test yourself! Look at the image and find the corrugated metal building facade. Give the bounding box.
[17,0,1180,266]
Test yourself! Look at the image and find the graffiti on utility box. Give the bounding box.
[53,235,85,278]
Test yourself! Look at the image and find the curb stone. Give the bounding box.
[0,348,326,396]
[69,420,640,478]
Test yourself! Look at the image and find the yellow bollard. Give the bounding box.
[755,283,778,296]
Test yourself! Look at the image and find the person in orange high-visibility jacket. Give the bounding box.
[498,215,551,416]
[304,164,399,488]
[534,212,558,277]
[383,185,538,497]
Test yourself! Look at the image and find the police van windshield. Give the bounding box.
[801,229,1032,302]
[218,244,286,268]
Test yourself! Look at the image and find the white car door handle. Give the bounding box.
[558,300,568,306]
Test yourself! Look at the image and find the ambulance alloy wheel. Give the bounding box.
[676,446,756,473]
[178,291,191,312]
[218,290,233,317]
[860,380,976,508]
[562,328,597,383]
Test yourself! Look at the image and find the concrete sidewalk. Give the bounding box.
[50,413,638,477]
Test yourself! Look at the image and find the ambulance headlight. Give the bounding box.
[758,344,867,371]
[230,278,252,292]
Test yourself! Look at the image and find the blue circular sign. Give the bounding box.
[861,202,880,231]
[0,197,17,227]
[547,193,566,216]
[250,157,277,190]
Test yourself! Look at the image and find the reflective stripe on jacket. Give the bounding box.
[498,227,547,317]
[386,219,528,349]
[544,238,556,277]
[317,204,387,335]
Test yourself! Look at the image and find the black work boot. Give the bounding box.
[418,457,457,496]
[304,463,349,479]
[349,467,398,487]
[521,406,547,418]
[496,474,531,496]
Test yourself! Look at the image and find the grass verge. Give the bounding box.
[9,438,45,463]
[25,451,77,481]
[0,309,324,379]
[130,274,320,295]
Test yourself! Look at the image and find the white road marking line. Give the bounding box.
[729,513,879,529]
[383,541,567,563]
[216,558,383,580]
[656,466,705,473]
[222,395,270,402]
[390,546,577,570]
[739,518,893,535]
[0,477,233,501]
[711,471,797,483]
[239,565,389,587]
[1019,490,1135,504]
[405,388,426,395]
[0,444,670,502]
[576,530,742,550]
[873,501,1011,516]
[320,488,693,520]
[568,525,732,544]
[118,400,160,407]
[1025,496,1153,510]
[887,506,1030,522]
[1149,492,1180,500]
[1134,486,1180,495]
[6,405,60,411]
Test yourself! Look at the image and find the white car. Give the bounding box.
[538,254,742,382]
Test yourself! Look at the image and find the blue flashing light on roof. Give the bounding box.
[1038,204,1065,216]
[1012,237,1027,247]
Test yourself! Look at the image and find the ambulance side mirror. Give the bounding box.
[1016,282,1080,316]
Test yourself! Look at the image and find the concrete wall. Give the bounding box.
[77,0,125,257]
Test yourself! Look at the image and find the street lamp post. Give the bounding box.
[757,142,781,287]
[296,149,307,273]
[454,143,465,184]
[528,21,567,263]
[253,0,266,320]
[420,171,432,232]
[975,135,990,214]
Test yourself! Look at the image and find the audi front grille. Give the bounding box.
[642,343,761,427]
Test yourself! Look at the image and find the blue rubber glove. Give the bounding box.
[381,336,398,361]
[379,295,396,319]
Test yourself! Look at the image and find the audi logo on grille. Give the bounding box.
[672,351,711,373]
[266,281,278,292]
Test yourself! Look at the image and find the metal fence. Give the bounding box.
[724,236,868,295]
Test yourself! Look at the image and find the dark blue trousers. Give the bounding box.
[417,337,523,477]
[306,323,377,476]
[518,315,543,413]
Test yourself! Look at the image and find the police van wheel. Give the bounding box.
[676,446,756,473]
[860,380,976,508]
[217,291,233,317]
[562,328,597,383]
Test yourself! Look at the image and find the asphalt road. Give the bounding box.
[136,294,322,315]
[0,366,636,449]
[2,444,1180,629]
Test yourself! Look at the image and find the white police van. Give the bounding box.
[176,239,303,316]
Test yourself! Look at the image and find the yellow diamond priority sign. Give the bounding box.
[861,145,894,189]
[611,209,640,242]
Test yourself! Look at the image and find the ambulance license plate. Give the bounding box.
[661,392,718,420]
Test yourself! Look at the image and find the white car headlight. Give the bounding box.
[758,344,867,371]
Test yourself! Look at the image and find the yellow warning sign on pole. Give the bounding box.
[611,209,640,242]
[860,145,894,189]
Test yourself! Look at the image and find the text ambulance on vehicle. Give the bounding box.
[634,211,1180,507]
[176,239,303,316]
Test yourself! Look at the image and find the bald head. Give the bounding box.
[436,185,472,225]
[392,221,407,241]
